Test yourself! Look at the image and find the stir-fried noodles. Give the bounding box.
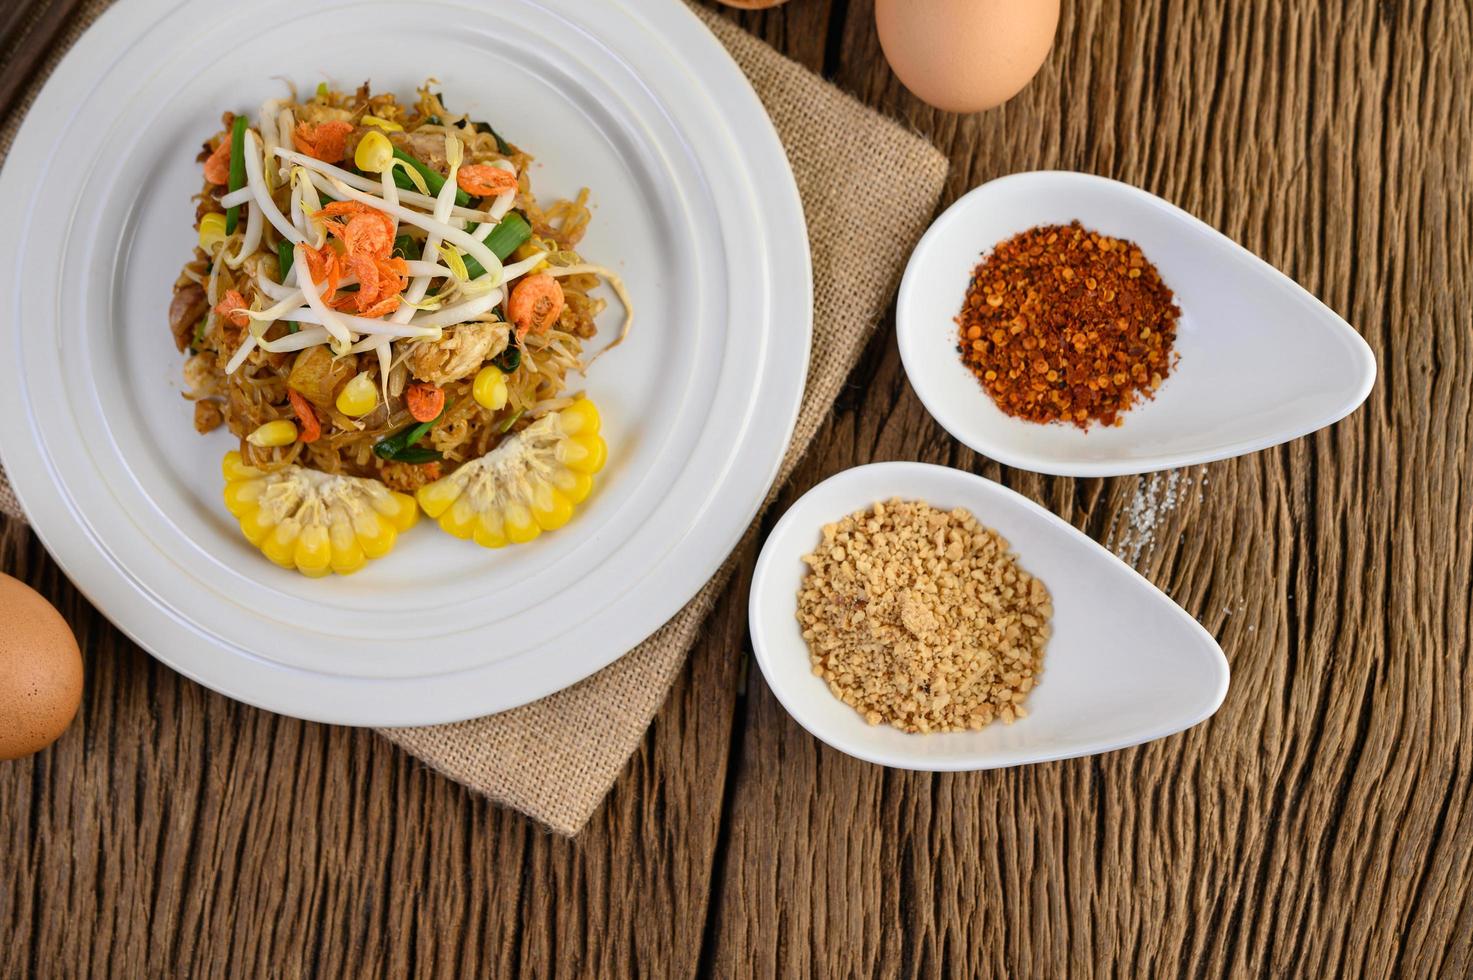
[174,82,628,576]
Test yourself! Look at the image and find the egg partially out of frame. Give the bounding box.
[875,0,1060,113]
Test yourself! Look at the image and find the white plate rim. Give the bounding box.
[0,0,813,725]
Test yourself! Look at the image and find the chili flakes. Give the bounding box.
[956,221,1181,428]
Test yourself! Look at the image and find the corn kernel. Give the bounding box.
[331,540,367,575]
[353,511,395,557]
[504,503,541,544]
[473,366,508,411]
[441,497,478,539]
[262,521,301,567]
[473,511,508,549]
[531,486,574,531]
[223,479,266,517]
[388,492,420,531]
[416,480,461,518]
[199,212,228,251]
[294,525,333,574]
[222,451,260,481]
[247,419,299,447]
[558,398,600,437]
[354,130,394,173]
[552,469,594,504]
[563,434,606,473]
[336,372,378,417]
[239,507,273,546]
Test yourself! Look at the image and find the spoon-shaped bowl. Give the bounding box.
[897,171,1377,477]
[748,462,1229,770]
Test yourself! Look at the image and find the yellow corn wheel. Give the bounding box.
[221,451,418,577]
[416,397,606,550]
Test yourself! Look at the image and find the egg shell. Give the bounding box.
[875,0,1060,113]
[0,572,83,761]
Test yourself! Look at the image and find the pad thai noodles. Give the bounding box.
[171,81,628,576]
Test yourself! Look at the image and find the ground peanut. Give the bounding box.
[796,499,1053,733]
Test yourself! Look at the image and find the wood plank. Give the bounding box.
[0,515,748,978]
[3,0,1471,976]
[0,0,88,122]
[707,0,1473,977]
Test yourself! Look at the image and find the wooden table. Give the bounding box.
[3,1,1470,976]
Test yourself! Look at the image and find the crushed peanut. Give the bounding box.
[796,499,1053,733]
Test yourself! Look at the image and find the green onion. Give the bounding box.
[497,408,525,434]
[224,115,248,235]
[192,317,207,346]
[472,120,514,155]
[460,211,533,279]
[393,233,421,261]
[391,147,471,208]
[373,400,453,462]
[492,332,521,373]
[276,241,300,333]
[484,210,533,261]
[383,446,442,464]
[315,81,329,99]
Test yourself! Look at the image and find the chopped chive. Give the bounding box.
[224,115,248,235]
[460,211,533,280]
[497,408,525,434]
[492,333,521,373]
[393,233,421,261]
[391,147,471,207]
[373,399,453,462]
[472,120,514,155]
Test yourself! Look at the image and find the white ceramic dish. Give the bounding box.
[896,171,1376,477]
[0,0,811,726]
[748,462,1229,770]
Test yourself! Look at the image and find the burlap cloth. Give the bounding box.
[0,3,947,835]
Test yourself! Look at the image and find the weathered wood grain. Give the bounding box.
[706,1,1473,978]
[2,0,1470,977]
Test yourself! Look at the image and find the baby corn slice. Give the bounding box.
[416,397,606,550]
[221,451,418,577]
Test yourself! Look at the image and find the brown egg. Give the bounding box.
[0,573,83,761]
[875,0,1060,113]
[716,0,790,7]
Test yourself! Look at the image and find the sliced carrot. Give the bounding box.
[214,289,250,328]
[405,383,445,423]
[294,121,354,163]
[203,140,231,185]
[456,164,518,197]
[507,273,564,339]
[287,389,322,443]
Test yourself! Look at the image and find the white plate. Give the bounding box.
[0,0,811,726]
[749,463,1229,770]
[897,171,1376,477]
